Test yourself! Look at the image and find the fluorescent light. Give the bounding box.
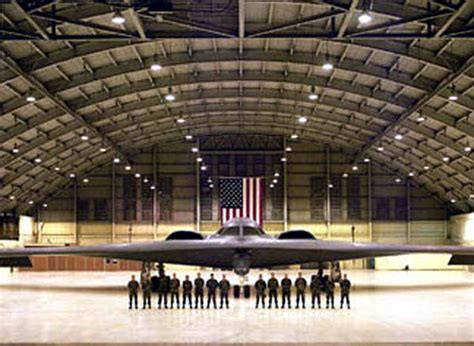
[176,118,186,124]
[416,116,426,122]
[150,63,162,71]
[290,134,298,139]
[394,134,403,140]
[358,12,372,24]
[26,95,36,102]
[442,156,450,162]
[448,95,458,101]
[112,11,125,24]
[322,62,333,70]
[298,116,308,124]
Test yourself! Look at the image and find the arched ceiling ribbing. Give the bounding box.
[0,0,473,213]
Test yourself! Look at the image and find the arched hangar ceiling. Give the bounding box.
[0,0,472,213]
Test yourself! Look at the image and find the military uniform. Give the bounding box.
[128,278,139,309]
[219,278,231,309]
[340,278,351,309]
[295,276,307,308]
[194,276,205,309]
[206,277,219,309]
[267,277,279,308]
[158,275,171,309]
[310,276,322,309]
[281,277,292,308]
[182,279,193,309]
[325,279,335,309]
[170,277,180,309]
[142,278,152,309]
[254,278,267,308]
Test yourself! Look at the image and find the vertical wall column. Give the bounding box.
[111,162,116,243]
[153,145,158,239]
[325,145,331,238]
[367,161,373,242]
[406,179,411,243]
[196,139,201,232]
[73,182,78,244]
[283,138,288,232]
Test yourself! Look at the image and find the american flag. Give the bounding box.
[219,177,264,226]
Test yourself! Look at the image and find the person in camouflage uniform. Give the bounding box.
[340,274,351,309]
[267,272,279,309]
[127,274,139,310]
[194,272,205,309]
[281,273,292,309]
[141,275,152,309]
[219,274,231,309]
[206,273,219,309]
[157,272,170,309]
[310,274,322,309]
[170,273,180,309]
[325,275,335,309]
[254,274,267,308]
[295,272,307,309]
[182,275,193,309]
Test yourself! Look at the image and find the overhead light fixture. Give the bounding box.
[358,11,372,24]
[448,95,458,101]
[308,85,318,101]
[442,156,450,162]
[286,146,292,152]
[290,134,299,139]
[448,85,458,101]
[298,116,308,124]
[352,165,358,171]
[200,165,207,171]
[143,178,149,183]
[165,86,175,102]
[281,157,287,162]
[464,146,472,153]
[377,146,384,152]
[113,158,120,164]
[26,95,36,102]
[150,63,162,71]
[363,158,370,163]
[191,147,199,153]
[207,178,212,183]
[9,195,15,200]
[185,134,193,140]
[100,148,107,153]
[176,118,186,124]
[450,198,456,203]
[34,157,42,164]
[209,184,214,189]
[134,173,141,178]
[272,179,278,184]
[150,185,156,190]
[342,173,349,178]
[82,178,89,183]
[12,146,19,154]
[322,62,333,71]
[274,172,280,177]
[394,134,403,140]
[81,134,89,141]
[395,178,401,183]
[408,172,415,177]
[269,183,275,188]
[416,116,426,122]
[42,203,48,208]
[328,183,333,189]
[125,165,132,171]
[196,157,203,162]
[28,200,34,205]
[423,165,430,170]
[111,11,125,24]
[54,167,60,171]
[469,193,474,200]
[69,173,76,178]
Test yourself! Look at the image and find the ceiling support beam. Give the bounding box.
[0,49,130,164]
[337,0,359,38]
[12,0,49,39]
[239,0,245,38]
[435,0,470,37]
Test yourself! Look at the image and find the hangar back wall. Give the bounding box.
[34,142,450,249]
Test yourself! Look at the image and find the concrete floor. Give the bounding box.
[0,269,473,344]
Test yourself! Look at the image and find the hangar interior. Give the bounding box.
[0,0,473,344]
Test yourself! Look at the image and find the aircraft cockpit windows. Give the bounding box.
[217,226,240,236]
[243,227,263,236]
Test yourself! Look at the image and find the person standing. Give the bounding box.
[157,272,170,309]
[142,275,152,309]
[325,275,335,309]
[254,274,267,308]
[206,273,219,309]
[295,272,307,309]
[340,274,351,309]
[310,274,322,309]
[281,274,292,309]
[170,273,181,309]
[267,272,279,309]
[219,274,231,309]
[194,272,205,309]
[182,275,193,309]
[127,274,139,310]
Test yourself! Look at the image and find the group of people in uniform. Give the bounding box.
[128,269,351,310]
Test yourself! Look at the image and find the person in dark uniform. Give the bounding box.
[158,272,171,309]
[142,275,152,309]
[170,273,180,309]
[219,274,231,309]
[340,274,351,309]
[254,274,267,308]
[127,274,139,309]
[310,274,322,309]
[194,272,205,309]
[281,274,292,309]
[295,272,307,309]
[206,273,219,309]
[325,275,335,309]
[182,275,193,309]
[267,272,279,309]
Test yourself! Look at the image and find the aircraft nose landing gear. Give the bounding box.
[233,250,251,276]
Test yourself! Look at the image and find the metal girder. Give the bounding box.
[351,55,474,165]
[435,0,471,37]
[337,0,359,38]
[239,0,246,38]
[248,8,346,37]
[12,0,49,39]
[0,48,130,164]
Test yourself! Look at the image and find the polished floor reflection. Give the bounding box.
[0,269,473,344]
